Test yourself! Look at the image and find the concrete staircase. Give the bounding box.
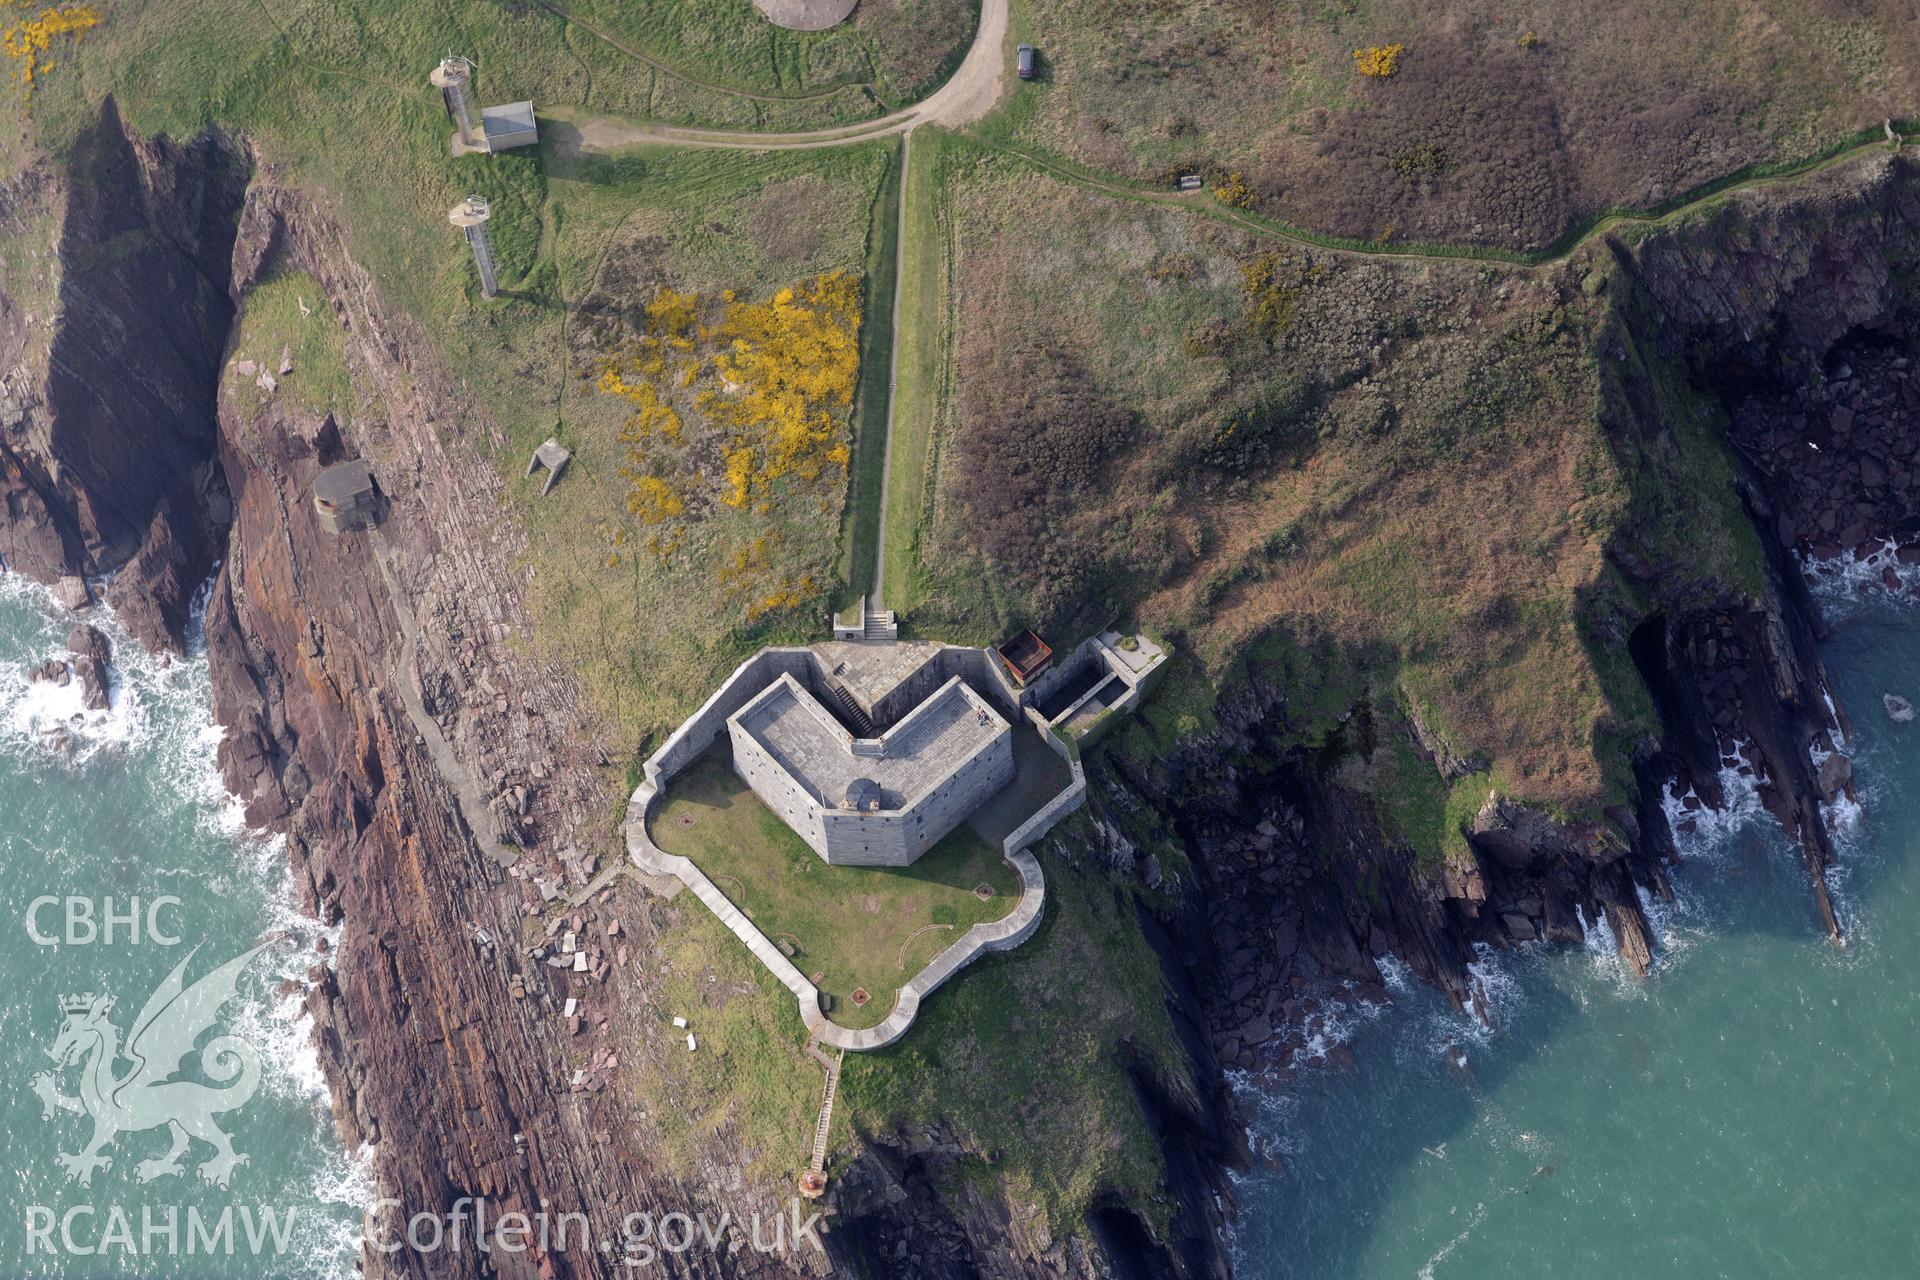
[805,1040,842,1174]
[862,601,898,642]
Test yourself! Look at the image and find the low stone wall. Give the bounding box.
[625,778,825,1035]
[626,765,1054,1051]
[1004,714,1088,854]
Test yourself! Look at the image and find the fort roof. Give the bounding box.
[733,673,1006,812]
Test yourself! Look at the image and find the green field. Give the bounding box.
[653,756,1019,1028]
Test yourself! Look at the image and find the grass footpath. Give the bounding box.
[878,128,953,612]
[652,757,1019,1027]
[836,135,905,606]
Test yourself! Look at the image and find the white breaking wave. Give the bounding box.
[1661,742,1769,863]
[1459,941,1534,1042]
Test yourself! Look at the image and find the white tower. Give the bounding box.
[430,56,479,147]
[449,196,498,299]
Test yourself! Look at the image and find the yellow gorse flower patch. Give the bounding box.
[1351,43,1404,78]
[593,271,862,621]
[2,1,99,109]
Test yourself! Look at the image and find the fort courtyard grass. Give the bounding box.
[653,755,1020,1028]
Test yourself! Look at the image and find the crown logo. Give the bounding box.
[59,993,99,1016]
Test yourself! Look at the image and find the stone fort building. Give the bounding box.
[730,670,1015,866]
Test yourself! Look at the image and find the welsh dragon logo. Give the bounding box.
[30,943,269,1190]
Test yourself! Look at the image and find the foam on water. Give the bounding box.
[1458,942,1532,1041]
[1289,978,1393,1066]
[0,572,368,1275]
[1661,742,1770,862]
[1800,540,1920,603]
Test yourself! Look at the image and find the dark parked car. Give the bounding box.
[1017,44,1036,79]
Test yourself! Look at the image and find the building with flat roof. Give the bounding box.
[480,101,538,153]
[729,671,1015,866]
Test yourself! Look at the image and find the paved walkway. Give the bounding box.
[803,1039,842,1171]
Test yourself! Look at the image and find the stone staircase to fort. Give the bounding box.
[862,602,898,642]
[805,1039,842,1174]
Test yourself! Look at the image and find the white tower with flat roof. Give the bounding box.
[449,196,498,299]
[430,56,479,147]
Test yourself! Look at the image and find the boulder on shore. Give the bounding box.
[66,624,112,711]
[52,576,90,611]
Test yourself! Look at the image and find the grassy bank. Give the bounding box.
[877,128,955,613]
[835,135,906,605]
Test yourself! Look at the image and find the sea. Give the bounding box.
[1233,562,1920,1278]
[0,572,366,1278]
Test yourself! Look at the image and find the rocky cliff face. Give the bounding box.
[204,174,848,1276]
[0,99,245,652]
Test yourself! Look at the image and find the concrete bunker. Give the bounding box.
[313,460,381,534]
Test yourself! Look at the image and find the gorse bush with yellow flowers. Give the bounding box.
[1351,43,1404,78]
[2,1,97,109]
[594,272,862,622]
[1212,171,1256,209]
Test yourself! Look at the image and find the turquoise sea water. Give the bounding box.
[1234,584,1920,1278]
[0,575,363,1278]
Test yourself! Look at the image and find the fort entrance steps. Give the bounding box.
[830,595,899,642]
[862,603,898,642]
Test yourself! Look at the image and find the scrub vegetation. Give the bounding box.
[0,0,97,110]
[840,841,1189,1238]
[591,272,862,618]
[902,136,1750,834]
[990,0,1917,249]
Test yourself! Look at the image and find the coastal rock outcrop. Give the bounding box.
[66,623,111,711]
[0,98,242,654]
[2,100,1915,1280]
